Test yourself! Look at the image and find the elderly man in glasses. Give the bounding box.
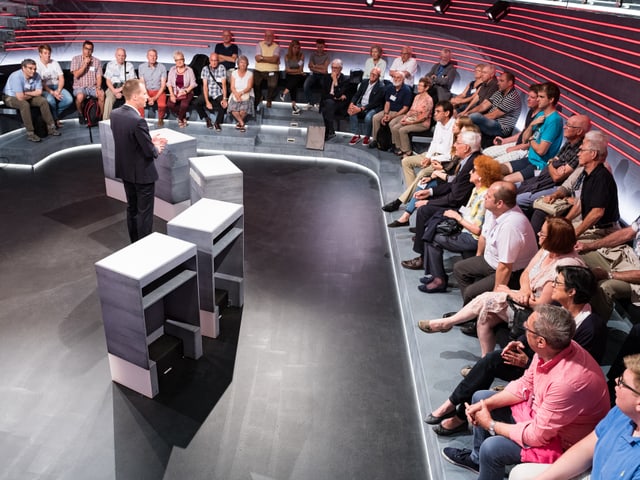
[442,304,609,480]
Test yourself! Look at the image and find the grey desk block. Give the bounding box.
[189,155,244,204]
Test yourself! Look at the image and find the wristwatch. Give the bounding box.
[488,420,496,436]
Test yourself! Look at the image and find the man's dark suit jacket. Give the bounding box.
[351,79,385,113]
[428,151,479,209]
[111,104,159,184]
[321,73,350,101]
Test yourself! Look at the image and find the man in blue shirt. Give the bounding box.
[368,72,412,149]
[2,58,60,142]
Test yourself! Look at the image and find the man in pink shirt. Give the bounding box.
[442,304,610,479]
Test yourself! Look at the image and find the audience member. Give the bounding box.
[363,44,387,79]
[451,64,483,113]
[450,181,538,304]
[483,83,541,163]
[166,50,197,128]
[469,71,521,144]
[214,29,238,73]
[103,47,137,120]
[347,67,385,146]
[418,155,503,293]
[426,48,456,102]
[504,82,564,182]
[515,114,590,214]
[576,210,640,320]
[138,48,167,126]
[389,46,418,87]
[400,130,482,270]
[253,29,281,108]
[70,40,104,124]
[195,53,227,131]
[389,76,434,157]
[442,305,610,479]
[227,55,254,132]
[369,72,412,149]
[460,63,498,116]
[605,324,640,404]
[427,266,606,437]
[303,39,330,109]
[35,44,73,127]
[420,217,583,357]
[565,130,619,239]
[2,58,60,142]
[510,353,640,480]
[320,59,349,141]
[280,40,305,115]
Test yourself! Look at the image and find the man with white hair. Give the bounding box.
[368,71,412,149]
[319,59,349,141]
[389,45,418,87]
[103,47,137,120]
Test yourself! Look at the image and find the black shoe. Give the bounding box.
[214,122,221,132]
[442,311,457,318]
[409,227,416,233]
[419,275,434,285]
[460,320,478,337]
[424,409,455,425]
[382,199,402,212]
[205,118,213,129]
[368,140,377,149]
[418,277,447,293]
[387,219,409,228]
[433,420,469,437]
[78,114,86,125]
[441,447,479,474]
[325,132,336,141]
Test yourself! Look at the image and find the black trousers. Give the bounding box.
[412,204,447,255]
[195,94,226,124]
[123,181,155,243]
[321,97,349,134]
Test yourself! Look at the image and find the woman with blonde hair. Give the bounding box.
[227,55,254,132]
[166,51,197,127]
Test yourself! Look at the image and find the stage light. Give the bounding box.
[365,0,374,6]
[432,0,452,14]
[485,1,510,23]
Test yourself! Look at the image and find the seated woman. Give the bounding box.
[419,155,503,293]
[417,217,585,356]
[450,63,483,114]
[426,265,606,436]
[280,39,305,114]
[167,51,197,127]
[227,55,254,132]
[389,76,433,157]
[387,117,476,228]
[363,44,387,80]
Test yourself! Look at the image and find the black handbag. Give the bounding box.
[506,296,533,340]
[435,217,462,236]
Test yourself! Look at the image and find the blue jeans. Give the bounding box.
[349,108,378,136]
[405,179,438,214]
[43,84,73,120]
[470,112,503,137]
[471,390,522,480]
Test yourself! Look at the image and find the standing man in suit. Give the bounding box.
[111,79,167,242]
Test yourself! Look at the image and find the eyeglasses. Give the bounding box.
[564,124,580,129]
[523,321,546,340]
[616,375,640,396]
[552,278,565,287]
[578,148,596,154]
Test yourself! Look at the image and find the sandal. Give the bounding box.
[417,319,453,333]
[239,125,246,132]
[235,123,241,129]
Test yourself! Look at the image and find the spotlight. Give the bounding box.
[485,0,510,23]
[432,0,452,14]
[366,0,374,6]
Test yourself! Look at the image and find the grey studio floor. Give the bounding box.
[0,150,428,479]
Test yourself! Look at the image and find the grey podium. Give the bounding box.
[95,232,203,398]
[167,198,244,338]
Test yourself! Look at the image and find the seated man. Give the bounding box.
[426,48,456,102]
[303,39,330,109]
[195,52,227,131]
[509,353,640,480]
[469,71,521,145]
[103,47,137,120]
[71,40,105,124]
[451,181,538,304]
[400,130,481,270]
[2,58,60,142]
[515,114,590,214]
[443,305,610,479]
[35,43,73,127]
[483,83,541,164]
[565,130,619,240]
[347,67,385,146]
[381,100,456,213]
[368,72,412,149]
[459,63,498,116]
[138,48,167,126]
[576,210,640,320]
[504,82,565,183]
[320,59,349,141]
[389,45,418,87]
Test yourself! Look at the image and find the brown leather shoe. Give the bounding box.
[401,256,423,270]
[157,119,164,127]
